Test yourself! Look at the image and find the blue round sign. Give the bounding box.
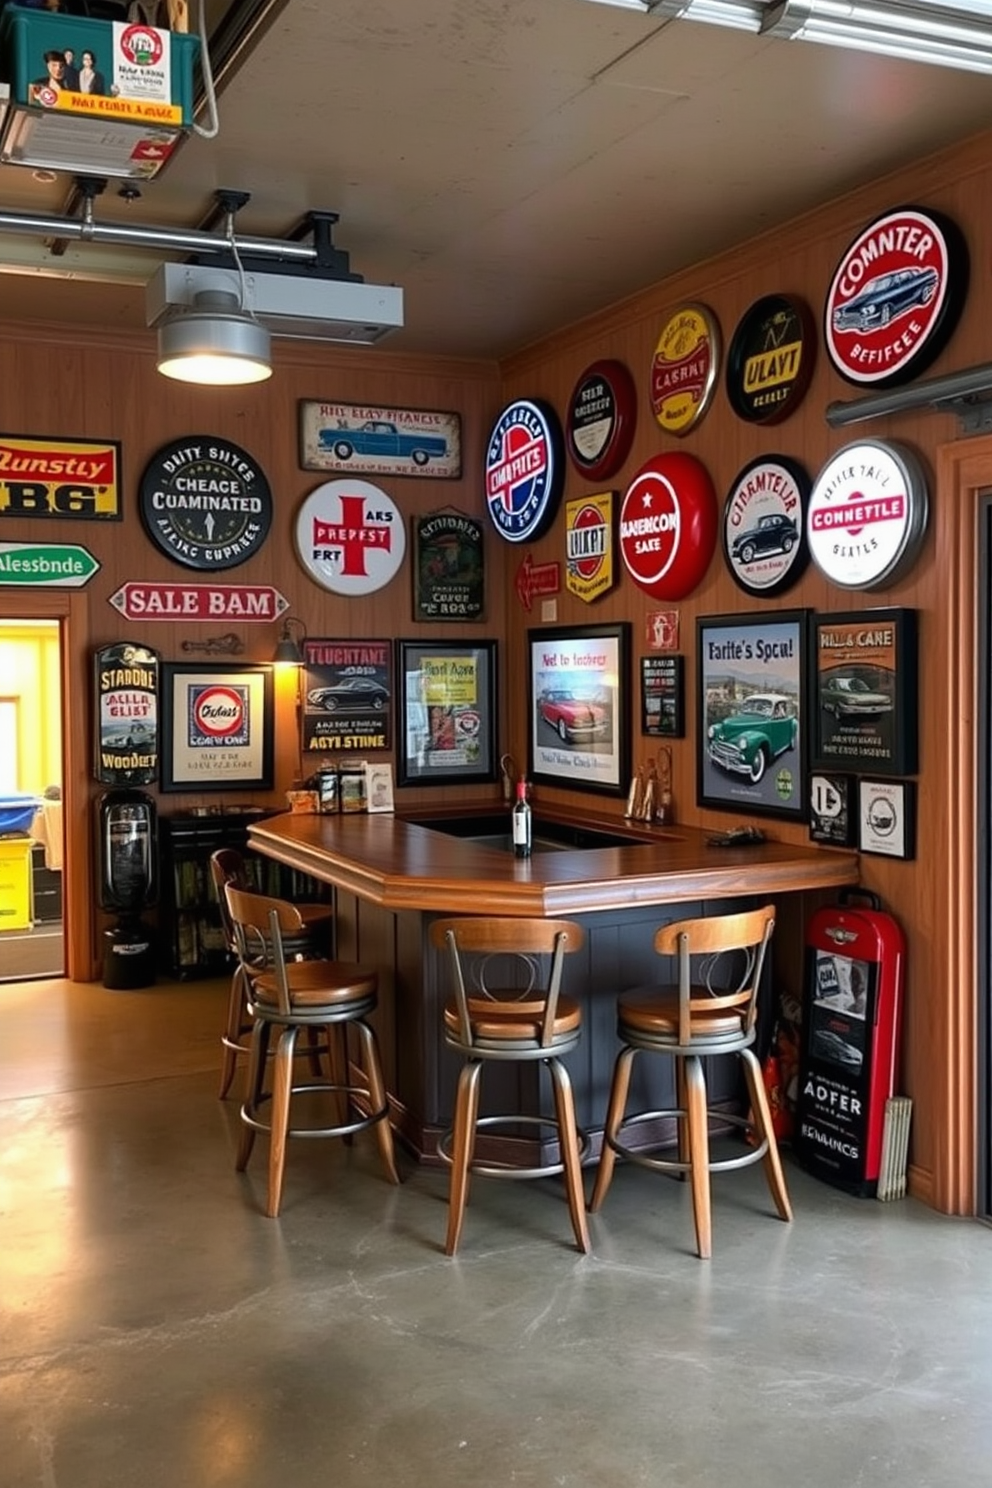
[484,398,564,543]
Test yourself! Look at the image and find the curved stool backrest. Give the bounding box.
[654,904,776,1048]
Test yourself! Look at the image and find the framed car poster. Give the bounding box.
[641,654,685,738]
[302,639,392,754]
[528,622,630,797]
[396,640,497,787]
[812,608,917,775]
[697,611,807,821]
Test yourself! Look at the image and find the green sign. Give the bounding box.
[0,542,100,587]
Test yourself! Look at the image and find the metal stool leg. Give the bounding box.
[446,1059,483,1256]
[549,1057,590,1253]
[589,1044,636,1212]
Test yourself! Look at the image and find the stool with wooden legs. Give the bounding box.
[224,883,399,1217]
[210,847,333,1100]
[589,904,791,1259]
[430,916,590,1256]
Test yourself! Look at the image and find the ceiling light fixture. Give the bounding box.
[156,289,272,386]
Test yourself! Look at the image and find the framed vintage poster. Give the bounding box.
[697,611,807,820]
[640,654,685,738]
[858,778,917,860]
[528,622,630,796]
[412,510,484,621]
[299,401,462,479]
[302,638,392,754]
[396,640,497,786]
[808,772,857,846]
[160,663,273,793]
[812,608,918,776]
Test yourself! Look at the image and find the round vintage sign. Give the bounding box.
[139,437,272,571]
[650,303,721,436]
[619,452,717,600]
[294,479,406,596]
[824,205,968,388]
[484,398,564,543]
[566,359,637,481]
[806,440,929,590]
[722,455,810,598]
[726,294,816,424]
[191,684,247,745]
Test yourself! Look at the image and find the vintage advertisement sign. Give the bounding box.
[161,663,273,792]
[0,434,121,520]
[797,945,876,1189]
[722,455,809,598]
[109,582,288,622]
[725,295,816,425]
[484,399,564,544]
[139,437,273,571]
[824,206,968,387]
[565,492,615,604]
[299,402,461,479]
[566,360,636,480]
[295,480,405,596]
[650,303,721,436]
[528,622,630,797]
[94,642,158,786]
[302,638,392,754]
[620,452,717,601]
[412,511,484,621]
[808,773,856,847]
[0,541,99,587]
[641,654,685,738]
[813,607,917,776]
[515,554,560,612]
[807,440,928,590]
[858,779,916,859]
[645,610,680,652]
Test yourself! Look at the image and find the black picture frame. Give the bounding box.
[809,771,857,846]
[160,663,274,793]
[301,638,392,754]
[858,778,917,860]
[697,610,807,821]
[812,608,918,776]
[395,639,497,786]
[640,654,685,738]
[528,622,630,796]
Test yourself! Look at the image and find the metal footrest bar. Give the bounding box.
[240,1080,389,1141]
[437,1112,591,1179]
[606,1107,769,1175]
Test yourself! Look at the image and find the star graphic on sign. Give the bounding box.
[640,491,655,510]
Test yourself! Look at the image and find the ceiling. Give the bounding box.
[0,0,991,361]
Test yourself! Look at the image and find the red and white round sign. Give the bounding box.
[295,480,406,596]
[192,685,244,742]
[807,440,929,590]
[824,206,968,388]
[620,453,717,600]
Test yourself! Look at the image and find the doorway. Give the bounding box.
[0,616,65,981]
[980,496,992,1217]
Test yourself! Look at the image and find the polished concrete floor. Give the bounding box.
[1,975,990,1488]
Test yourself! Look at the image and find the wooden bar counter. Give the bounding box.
[248,804,859,1163]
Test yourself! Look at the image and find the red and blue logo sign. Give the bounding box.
[484,399,563,543]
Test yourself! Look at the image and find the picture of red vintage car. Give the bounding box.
[538,687,609,744]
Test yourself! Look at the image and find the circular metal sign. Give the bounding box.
[824,205,968,388]
[139,437,272,571]
[725,294,816,425]
[620,452,717,600]
[806,440,929,590]
[722,455,810,598]
[484,398,564,543]
[566,359,637,481]
[650,303,721,436]
[295,479,406,596]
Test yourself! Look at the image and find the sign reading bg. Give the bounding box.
[0,434,121,520]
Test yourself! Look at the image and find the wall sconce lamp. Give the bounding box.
[273,616,306,666]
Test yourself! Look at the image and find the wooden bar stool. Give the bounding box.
[224,883,399,1217]
[210,847,333,1099]
[430,916,590,1256]
[589,904,791,1259]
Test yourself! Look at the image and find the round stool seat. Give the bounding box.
[252,959,377,1012]
[444,993,581,1047]
[617,989,747,1044]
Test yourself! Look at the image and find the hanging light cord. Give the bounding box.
[192,0,220,140]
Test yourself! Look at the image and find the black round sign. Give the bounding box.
[726,294,816,425]
[566,358,637,481]
[722,454,810,598]
[139,437,273,571]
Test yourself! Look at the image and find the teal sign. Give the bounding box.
[0,542,100,587]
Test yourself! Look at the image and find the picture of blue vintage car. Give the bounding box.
[318,419,448,466]
[832,266,939,334]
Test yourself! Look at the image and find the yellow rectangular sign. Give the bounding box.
[0,435,122,521]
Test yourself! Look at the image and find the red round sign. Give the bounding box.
[193,685,244,741]
[620,453,717,600]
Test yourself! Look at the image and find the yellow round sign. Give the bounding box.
[650,303,721,436]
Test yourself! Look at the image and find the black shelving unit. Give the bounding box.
[158,810,329,980]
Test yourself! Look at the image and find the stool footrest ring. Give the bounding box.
[606,1107,769,1175]
[438,1112,590,1180]
[241,1081,389,1142]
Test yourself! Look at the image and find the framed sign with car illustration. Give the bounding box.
[528,622,630,796]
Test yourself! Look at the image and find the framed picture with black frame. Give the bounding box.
[528,621,630,796]
[696,610,808,821]
[395,639,497,786]
[811,607,918,776]
[640,653,685,738]
[160,662,274,793]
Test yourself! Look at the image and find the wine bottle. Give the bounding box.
[512,779,532,858]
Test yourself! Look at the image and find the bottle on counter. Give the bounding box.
[512,778,532,858]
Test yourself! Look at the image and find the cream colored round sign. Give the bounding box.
[295,479,406,595]
[806,441,928,590]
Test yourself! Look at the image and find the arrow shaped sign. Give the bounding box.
[0,542,99,587]
[108,583,289,622]
[515,552,561,611]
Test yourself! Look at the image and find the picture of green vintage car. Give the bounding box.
[707,691,798,784]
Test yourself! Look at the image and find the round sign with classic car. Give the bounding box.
[650,303,721,436]
[294,479,406,596]
[484,398,564,543]
[806,439,929,590]
[722,455,810,597]
[566,359,637,481]
[824,205,968,387]
[138,437,272,571]
[725,294,816,425]
[619,452,717,600]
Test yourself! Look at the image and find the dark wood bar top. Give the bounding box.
[248,802,859,916]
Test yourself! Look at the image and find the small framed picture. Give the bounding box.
[808,772,856,846]
[858,778,916,859]
[640,654,685,737]
[365,761,395,813]
[528,622,630,796]
[812,607,918,776]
